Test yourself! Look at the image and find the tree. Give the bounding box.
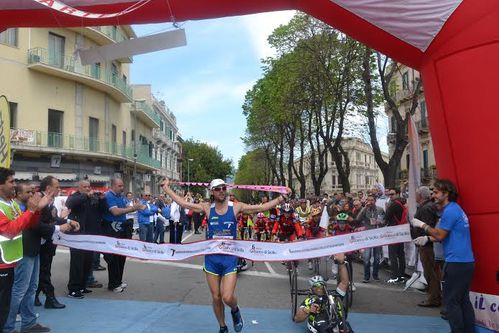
[233,149,271,203]
[181,139,233,195]
[360,47,422,188]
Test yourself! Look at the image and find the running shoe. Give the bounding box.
[219,326,228,333]
[386,277,400,284]
[68,291,85,299]
[231,307,244,332]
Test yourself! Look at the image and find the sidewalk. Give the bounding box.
[25,297,450,333]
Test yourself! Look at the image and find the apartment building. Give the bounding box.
[0,26,180,193]
[291,138,387,196]
[385,64,437,185]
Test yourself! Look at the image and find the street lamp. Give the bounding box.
[187,158,194,192]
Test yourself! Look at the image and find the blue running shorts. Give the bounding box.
[203,254,238,276]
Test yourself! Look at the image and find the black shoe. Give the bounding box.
[94,265,106,271]
[34,295,42,307]
[231,307,243,332]
[44,296,66,309]
[68,290,85,299]
[80,288,92,294]
[219,326,228,333]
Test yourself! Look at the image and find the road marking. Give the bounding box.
[265,261,278,276]
[182,230,195,243]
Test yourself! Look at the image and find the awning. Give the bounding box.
[86,175,111,183]
[38,173,78,181]
[14,171,34,181]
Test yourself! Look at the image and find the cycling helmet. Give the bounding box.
[311,207,322,217]
[336,212,349,222]
[309,275,325,288]
[256,212,265,219]
[281,203,294,214]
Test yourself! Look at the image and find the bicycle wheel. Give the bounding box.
[290,263,298,321]
[343,261,353,314]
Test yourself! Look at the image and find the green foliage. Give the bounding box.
[233,149,270,202]
[181,139,233,195]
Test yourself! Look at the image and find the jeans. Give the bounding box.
[4,255,40,333]
[153,220,165,243]
[363,247,381,280]
[443,262,475,333]
[0,267,15,331]
[139,224,154,242]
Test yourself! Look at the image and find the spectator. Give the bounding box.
[102,178,144,293]
[384,188,407,284]
[137,193,157,242]
[2,177,68,333]
[355,195,385,283]
[412,186,440,307]
[36,176,76,309]
[65,180,106,299]
[123,192,136,240]
[412,179,475,332]
[192,198,204,234]
[169,200,184,244]
[153,195,168,244]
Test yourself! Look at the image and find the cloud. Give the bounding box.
[241,10,295,60]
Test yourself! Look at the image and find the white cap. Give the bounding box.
[209,179,226,190]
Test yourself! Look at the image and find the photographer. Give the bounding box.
[65,180,107,298]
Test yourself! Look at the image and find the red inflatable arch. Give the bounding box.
[0,0,497,307]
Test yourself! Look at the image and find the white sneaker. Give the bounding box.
[119,282,128,289]
[113,286,125,293]
[351,283,357,292]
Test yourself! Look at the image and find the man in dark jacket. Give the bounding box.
[65,180,106,298]
[384,188,406,284]
[412,186,440,307]
[36,176,76,309]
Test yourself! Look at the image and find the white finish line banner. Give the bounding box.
[469,292,499,332]
[53,225,411,261]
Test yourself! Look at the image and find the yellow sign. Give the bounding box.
[0,96,11,168]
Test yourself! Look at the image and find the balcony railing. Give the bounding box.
[133,100,161,128]
[10,128,160,169]
[91,26,128,43]
[27,47,132,102]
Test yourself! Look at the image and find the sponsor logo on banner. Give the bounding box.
[0,96,11,168]
[114,240,138,251]
[470,291,499,332]
[249,244,277,255]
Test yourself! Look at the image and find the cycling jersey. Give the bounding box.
[272,214,303,241]
[304,217,325,239]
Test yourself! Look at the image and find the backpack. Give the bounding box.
[393,200,408,225]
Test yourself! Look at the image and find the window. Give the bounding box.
[406,154,410,170]
[111,125,117,153]
[402,71,409,90]
[111,63,118,84]
[365,176,370,186]
[131,129,135,142]
[48,32,65,68]
[0,28,18,47]
[160,120,164,132]
[423,149,429,174]
[420,101,428,128]
[122,131,126,146]
[332,175,336,186]
[48,109,63,148]
[9,102,17,128]
[89,117,99,152]
[91,63,101,79]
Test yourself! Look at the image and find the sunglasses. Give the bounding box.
[213,186,227,192]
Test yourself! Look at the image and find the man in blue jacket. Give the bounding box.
[137,193,157,243]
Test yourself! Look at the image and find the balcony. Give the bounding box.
[416,120,430,135]
[27,47,132,103]
[132,101,161,128]
[10,128,160,170]
[67,26,132,63]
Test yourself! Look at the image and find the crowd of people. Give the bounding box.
[0,167,475,333]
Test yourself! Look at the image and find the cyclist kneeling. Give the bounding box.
[294,253,354,333]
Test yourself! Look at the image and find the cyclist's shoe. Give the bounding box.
[386,277,400,284]
[219,326,228,333]
[231,307,244,332]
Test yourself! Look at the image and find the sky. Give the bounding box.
[131,11,388,168]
